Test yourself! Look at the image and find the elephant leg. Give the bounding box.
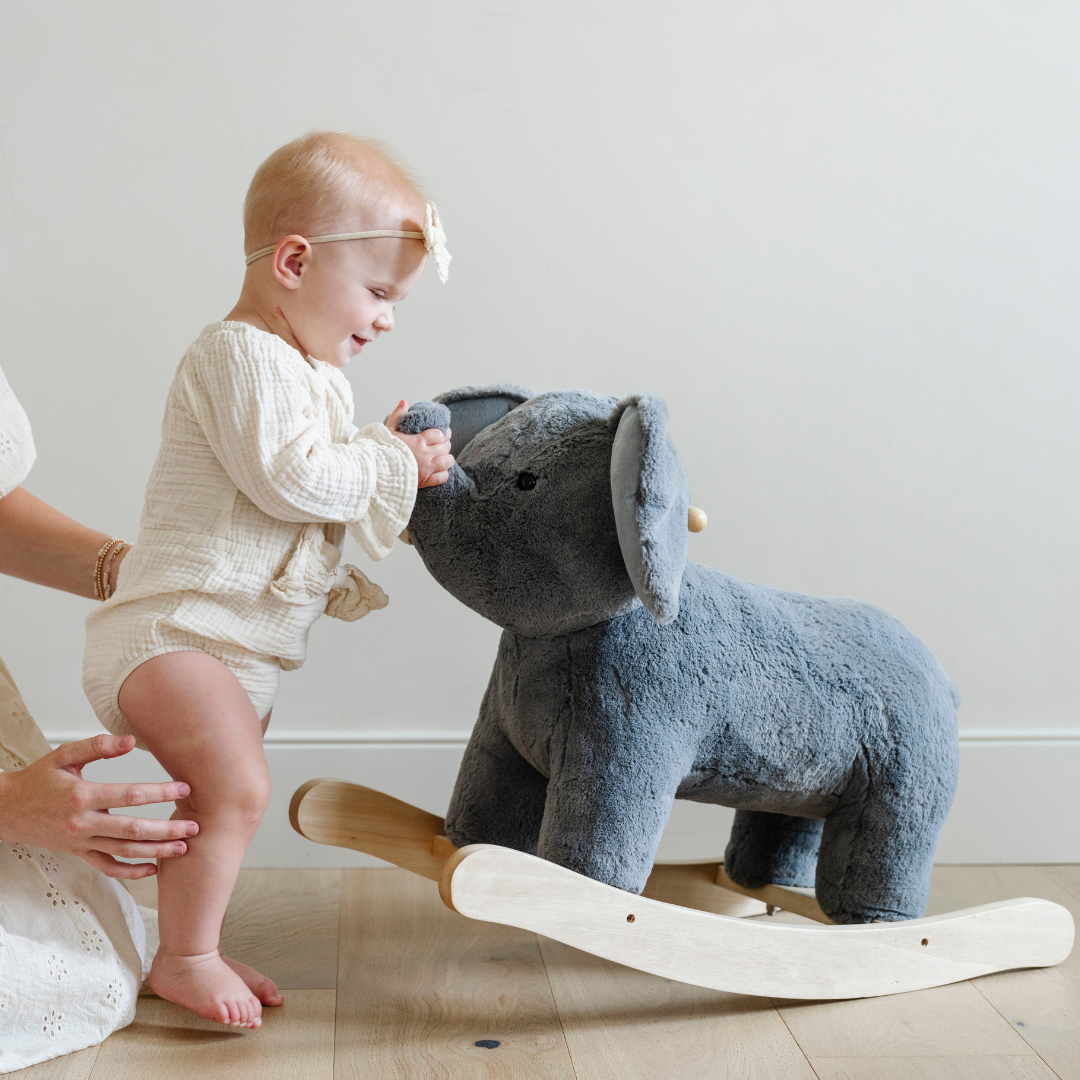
[444,703,548,855]
[538,742,692,896]
[723,810,824,890]
[815,749,957,924]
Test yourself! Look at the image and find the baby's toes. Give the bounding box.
[243,994,262,1028]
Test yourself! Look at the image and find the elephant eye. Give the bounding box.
[516,471,538,491]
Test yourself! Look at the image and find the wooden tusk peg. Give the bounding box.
[688,507,708,533]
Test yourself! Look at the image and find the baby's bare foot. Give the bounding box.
[149,950,262,1028]
[223,955,284,1006]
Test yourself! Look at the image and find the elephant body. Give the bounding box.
[400,386,959,924]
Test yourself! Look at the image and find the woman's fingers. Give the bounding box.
[93,812,198,842]
[85,779,192,811]
[50,733,137,771]
[77,849,159,879]
[92,835,189,859]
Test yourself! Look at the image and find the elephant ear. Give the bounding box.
[609,394,690,624]
[433,384,534,457]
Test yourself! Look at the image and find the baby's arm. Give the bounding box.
[385,399,454,488]
[185,345,417,555]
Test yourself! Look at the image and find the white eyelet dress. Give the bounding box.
[83,322,417,735]
[0,364,146,1073]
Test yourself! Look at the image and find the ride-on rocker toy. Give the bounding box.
[290,779,1073,1000]
[290,385,1073,998]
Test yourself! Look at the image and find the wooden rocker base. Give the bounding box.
[290,778,1075,1001]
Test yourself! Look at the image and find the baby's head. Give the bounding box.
[241,131,446,367]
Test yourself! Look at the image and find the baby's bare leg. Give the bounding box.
[219,705,284,1005]
[119,651,271,1028]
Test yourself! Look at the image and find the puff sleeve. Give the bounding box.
[180,331,417,560]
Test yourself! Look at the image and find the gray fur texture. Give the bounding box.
[402,388,960,924]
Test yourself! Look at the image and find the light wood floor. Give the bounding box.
[20,864,1080,1079]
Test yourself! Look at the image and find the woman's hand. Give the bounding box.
[0,733,198,878]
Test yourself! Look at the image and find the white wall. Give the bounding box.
[1,2,1077,861]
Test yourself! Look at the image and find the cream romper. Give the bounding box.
[83,322,417,735]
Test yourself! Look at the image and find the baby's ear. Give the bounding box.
[433,384,534,457]
[395,401,452,436]
[609,394,690,624]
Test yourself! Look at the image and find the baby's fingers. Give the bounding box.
[420,426,450,445]
[420,470,451,489]
[385,399,408,431]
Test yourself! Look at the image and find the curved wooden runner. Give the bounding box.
[291,779,1075,1001]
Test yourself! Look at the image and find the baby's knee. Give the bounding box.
[194,766,271,828]
[231,769,271,825]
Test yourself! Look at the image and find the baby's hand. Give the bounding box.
[386,400,454,488]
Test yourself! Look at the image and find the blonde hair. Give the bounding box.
[243,131,427,256]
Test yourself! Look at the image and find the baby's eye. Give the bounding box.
[370,290,386,300]
[516,472,538,491]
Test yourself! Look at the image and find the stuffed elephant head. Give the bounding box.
[398,386,691,637]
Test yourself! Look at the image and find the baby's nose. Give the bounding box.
[373,308,395,332]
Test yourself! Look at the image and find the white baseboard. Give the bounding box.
[55,728,1080,867]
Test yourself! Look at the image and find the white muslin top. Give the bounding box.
[88,321,418,667]
[0,365,146,1073]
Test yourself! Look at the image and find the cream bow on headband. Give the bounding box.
[244,201,451,283]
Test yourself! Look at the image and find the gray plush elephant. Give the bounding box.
[398,386,959,924]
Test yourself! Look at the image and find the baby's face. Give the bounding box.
[285,233,428,368]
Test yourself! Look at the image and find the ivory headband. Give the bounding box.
[244,202,451,283]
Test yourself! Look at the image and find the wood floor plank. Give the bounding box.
[13,1044,100,1079]
[929,865,1080,1080]
[85,990,334,1080]
[809,1055,1059,1079]
[1043,865,1080,908]
[926,864,1072,917]
[334,868,575,1079]
[221,868,341,990]
[776,980,1034,1058]
[537,936,816,1080]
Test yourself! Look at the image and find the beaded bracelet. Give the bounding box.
[94,538,128,601]
[102,540,129,600]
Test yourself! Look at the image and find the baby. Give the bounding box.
[83,131,453,1028]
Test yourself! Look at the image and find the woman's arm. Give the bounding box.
[0,486,127,598]
[0,477,194,876]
